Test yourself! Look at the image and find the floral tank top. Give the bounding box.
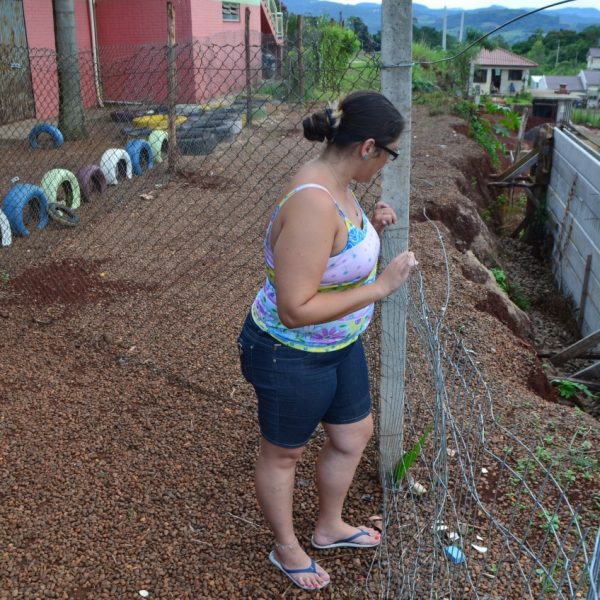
[251,183,380,352]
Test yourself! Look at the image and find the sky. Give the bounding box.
[326,0,600,9]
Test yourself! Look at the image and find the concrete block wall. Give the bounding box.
[547,128,600,344]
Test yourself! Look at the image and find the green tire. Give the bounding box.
[147,130,168,164]
[40,168,81,210]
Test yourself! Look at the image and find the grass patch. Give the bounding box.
[572,108,600,128]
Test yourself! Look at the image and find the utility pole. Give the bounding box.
[380,0,412,484]
[459,11,465,43]
[442,6,447,50]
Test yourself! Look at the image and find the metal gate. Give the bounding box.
[0,0,35,124]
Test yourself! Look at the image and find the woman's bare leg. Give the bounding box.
[255,437,330,588]
[313,415,380,545]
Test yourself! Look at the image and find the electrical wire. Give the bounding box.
[381,0,577,68]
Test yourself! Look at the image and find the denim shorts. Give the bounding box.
[237,313,371,448]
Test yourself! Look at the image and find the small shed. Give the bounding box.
[530,90,577,125]
[470,48,538,96]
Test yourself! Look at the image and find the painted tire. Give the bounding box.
[48,202,80,227]
[100,148,133,185]
[2,183,49,237]
[121,126,153,139]
[76,164,107,202]
[125,139,154,176]
[28,123,64,149]
[178,133,218,156]
[147,130,168,164]
[132,114,186,129]
[40,168,81,210]
[0,209,12,247]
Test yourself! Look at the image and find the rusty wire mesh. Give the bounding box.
[0,28,598,600]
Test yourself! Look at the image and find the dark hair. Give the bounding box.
[302,90,404,148]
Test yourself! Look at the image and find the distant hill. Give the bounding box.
[281,1,600,42]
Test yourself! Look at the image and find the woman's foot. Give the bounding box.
[311,523,381,549]
[270,544,330,590]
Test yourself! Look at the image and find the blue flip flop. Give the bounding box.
[311,527,380,549]
[268,550,330,591]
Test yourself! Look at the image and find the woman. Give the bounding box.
[238,90,417,591]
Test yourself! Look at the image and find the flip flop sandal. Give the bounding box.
[311,527,380,549]
[268,550,330,591]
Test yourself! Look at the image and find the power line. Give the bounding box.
[381,0,577,69]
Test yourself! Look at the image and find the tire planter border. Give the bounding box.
[100,148,133,185]
[76,164,107,202]
[0,209,12,247]
[126,139,154,176]
[178,132,218,156]
[48,202,80,227]
[2,183,49,237]
[40,168,81,210]
[147,130,168,164]
[28,123,64,149]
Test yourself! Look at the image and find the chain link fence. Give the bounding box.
[0,27,598,599]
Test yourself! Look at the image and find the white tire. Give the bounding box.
[0,209,12,247]
[100,148,133,185]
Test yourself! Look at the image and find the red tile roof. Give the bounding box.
[474,48,538,68]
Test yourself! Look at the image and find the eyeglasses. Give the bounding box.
[375,143,400,161]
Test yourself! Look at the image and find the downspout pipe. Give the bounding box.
[88,0,103,107]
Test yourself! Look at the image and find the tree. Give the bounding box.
[528,39,547,72]
[53,0,88,139]
[317,22,360,93]
[347,16,375,51]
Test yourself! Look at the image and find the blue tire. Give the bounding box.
[125,139,154,176]
[2,184,49,237]
[28,123,64,149]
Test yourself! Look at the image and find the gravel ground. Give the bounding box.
[0,105,598,599]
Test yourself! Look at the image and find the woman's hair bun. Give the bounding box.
[302,111,331,142]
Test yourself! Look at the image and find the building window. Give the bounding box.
[222,2,240,22]
[508,69,523,81]
[473,68,487,84]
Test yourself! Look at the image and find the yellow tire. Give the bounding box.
[132,114,186,130]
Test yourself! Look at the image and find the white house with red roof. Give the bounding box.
[470,48,538,96]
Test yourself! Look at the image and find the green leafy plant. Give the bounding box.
[393,424,433,485]
[499,111,521,132]
[551,379,594,400]
[489,267,530,311]
[538,509,560,533]
[0,269,8,283]
[493,123,511,137]
[490,267,508,293]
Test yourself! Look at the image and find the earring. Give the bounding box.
[362,154,369,160]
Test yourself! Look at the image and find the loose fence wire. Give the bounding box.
[370,216,599,599]
[0,31,598,599]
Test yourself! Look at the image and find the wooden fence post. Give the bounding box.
[297,16,305,99]
[245,8,252,127]
[167,1,178,175]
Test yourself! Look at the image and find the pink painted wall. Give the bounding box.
[189,2,264,102]
[95,0,195,103]
[96,0,269,104]
[23,0,97,119]
[19,0,278,116]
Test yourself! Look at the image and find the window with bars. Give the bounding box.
[222,2,240,22]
